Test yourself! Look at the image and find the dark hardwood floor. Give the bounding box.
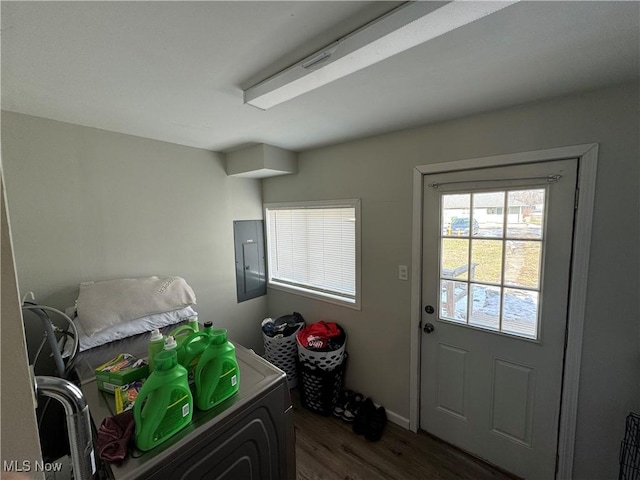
[292,389,516,480]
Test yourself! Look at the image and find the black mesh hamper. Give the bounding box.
[296,323,346,415]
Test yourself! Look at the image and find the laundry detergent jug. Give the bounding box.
[168,316,199,365]
[194,329,239,411]
[180,321,214,387]
[134,336,193,451]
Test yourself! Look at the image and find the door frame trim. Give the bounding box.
[409,143,598,480]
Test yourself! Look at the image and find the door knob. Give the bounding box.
[423,322,435,334]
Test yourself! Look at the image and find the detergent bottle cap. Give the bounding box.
[203,321,213,330]
[210,329,227,345]
[154,348,178,371]
[164,335,178,350]
[150,328,163,342]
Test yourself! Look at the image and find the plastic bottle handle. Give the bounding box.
[185,332,212,355]
[134,389,152,428]
[134,386,171,450]
[171,325,195,337]
[196,355,223,409]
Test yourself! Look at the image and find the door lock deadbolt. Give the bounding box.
[424,305,435,314]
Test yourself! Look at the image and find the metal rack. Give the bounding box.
[620,412,640,479]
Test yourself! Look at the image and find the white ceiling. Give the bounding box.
[2,1,638,153]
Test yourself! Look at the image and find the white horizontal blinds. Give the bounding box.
[268,206,356,300]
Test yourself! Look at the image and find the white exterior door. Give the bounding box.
[420,159,578,479]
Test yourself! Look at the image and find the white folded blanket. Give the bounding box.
[68,305,198,352]
[76,276,196,336]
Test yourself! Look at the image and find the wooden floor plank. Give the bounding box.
[292,389,516,480]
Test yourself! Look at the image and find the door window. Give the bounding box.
[439,188,545,339]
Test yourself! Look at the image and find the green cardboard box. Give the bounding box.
[94,353,148,393]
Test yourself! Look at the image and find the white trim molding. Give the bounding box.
[386,409,411,430]
[409,143,598,480]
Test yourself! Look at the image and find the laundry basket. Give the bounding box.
[263,323,304,389]
[298,356,347,415]
[620,412,640,479]
[297,338,346,371]
[296,322,346,415]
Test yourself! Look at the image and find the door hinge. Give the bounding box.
[574,188,580,210]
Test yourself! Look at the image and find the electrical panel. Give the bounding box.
[233,220,266,303]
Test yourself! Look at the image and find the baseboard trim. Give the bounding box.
[386,409,410,430]
[369,399,410,429]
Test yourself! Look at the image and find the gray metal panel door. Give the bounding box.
[233,220,266,302]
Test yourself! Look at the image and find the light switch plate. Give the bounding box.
[399,265,408,281]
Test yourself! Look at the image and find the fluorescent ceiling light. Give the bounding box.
[243,1,519,110]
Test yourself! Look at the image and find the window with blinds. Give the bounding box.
[264,199,361,308]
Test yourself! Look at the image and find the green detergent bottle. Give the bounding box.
[147,328,165,372]
[168,316,199,364]
[180,321,214,387]
[134,336,193,451]
[195,329,240,411]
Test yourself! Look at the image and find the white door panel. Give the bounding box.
[420,159,577,479]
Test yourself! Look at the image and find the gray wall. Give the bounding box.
[262,81,639,479]
[1,112,267,353]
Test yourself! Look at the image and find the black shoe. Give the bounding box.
[342,392,364,422]
[332,389,350,419]
[333,389,363,421]
[353,398,375,435]
[365,406,387,441]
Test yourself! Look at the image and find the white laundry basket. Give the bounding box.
[263,324,304,389]
[296,339,346,371]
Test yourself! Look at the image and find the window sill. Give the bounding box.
[267,282,361,311]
